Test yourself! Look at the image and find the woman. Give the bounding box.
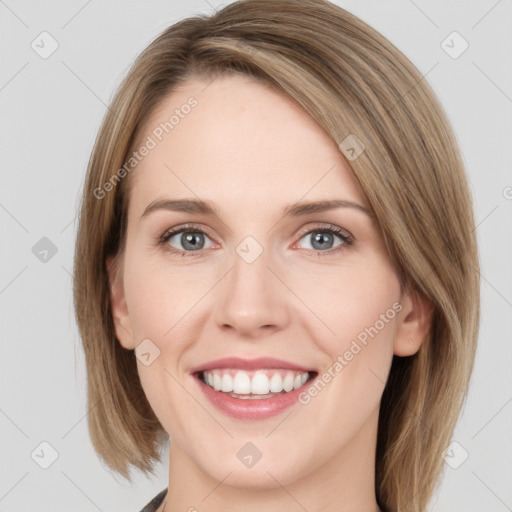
[73,1,480,511]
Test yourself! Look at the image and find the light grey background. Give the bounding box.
[1,1,511,511]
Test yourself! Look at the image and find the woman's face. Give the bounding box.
[109,74,423,491]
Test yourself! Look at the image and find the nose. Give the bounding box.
[213,245,290,339]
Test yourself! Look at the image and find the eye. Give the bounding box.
[294,224,353,256]
[158,222,354,258]
[159,224,214,257]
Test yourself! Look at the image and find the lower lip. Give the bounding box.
[193,372,316,420]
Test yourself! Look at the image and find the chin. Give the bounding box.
[200,451,309,490]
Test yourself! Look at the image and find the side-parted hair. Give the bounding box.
[73,1,480,511]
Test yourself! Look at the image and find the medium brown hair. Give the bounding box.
[73,1,480,510]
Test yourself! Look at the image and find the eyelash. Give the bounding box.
[157,223,354,258]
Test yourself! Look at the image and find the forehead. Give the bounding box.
[127,74,367,218]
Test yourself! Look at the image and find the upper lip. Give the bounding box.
[189,357,317,374]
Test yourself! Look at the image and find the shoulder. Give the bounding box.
[138,488,168,512]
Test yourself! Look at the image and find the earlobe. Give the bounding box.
[106,255,135,350]
[393,289,434,357]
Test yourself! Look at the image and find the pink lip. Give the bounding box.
[192,372,317,420]
[189,356,316,374]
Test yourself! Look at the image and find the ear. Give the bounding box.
[107,255,136,350]
[394,289,434,357]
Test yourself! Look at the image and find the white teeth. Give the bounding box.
[233,371,251,394]
[269,373,283,393]
[201,369,310,396]
[222,373,234,392]
[250,373,269,394]
[283,372,295,392]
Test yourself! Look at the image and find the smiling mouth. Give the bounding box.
[195,369,318,399]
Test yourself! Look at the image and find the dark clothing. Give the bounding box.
[139,488,167,512]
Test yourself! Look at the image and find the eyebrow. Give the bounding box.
[140,198,371,219]
[141,199,220,218]
[282,199,370,217]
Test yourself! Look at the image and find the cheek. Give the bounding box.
[122,253,204,431]
[123,250,208,339]
[329,277,400,354]
[298,273,400,436]
[293,252,401,350]
[297,254,401,409]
